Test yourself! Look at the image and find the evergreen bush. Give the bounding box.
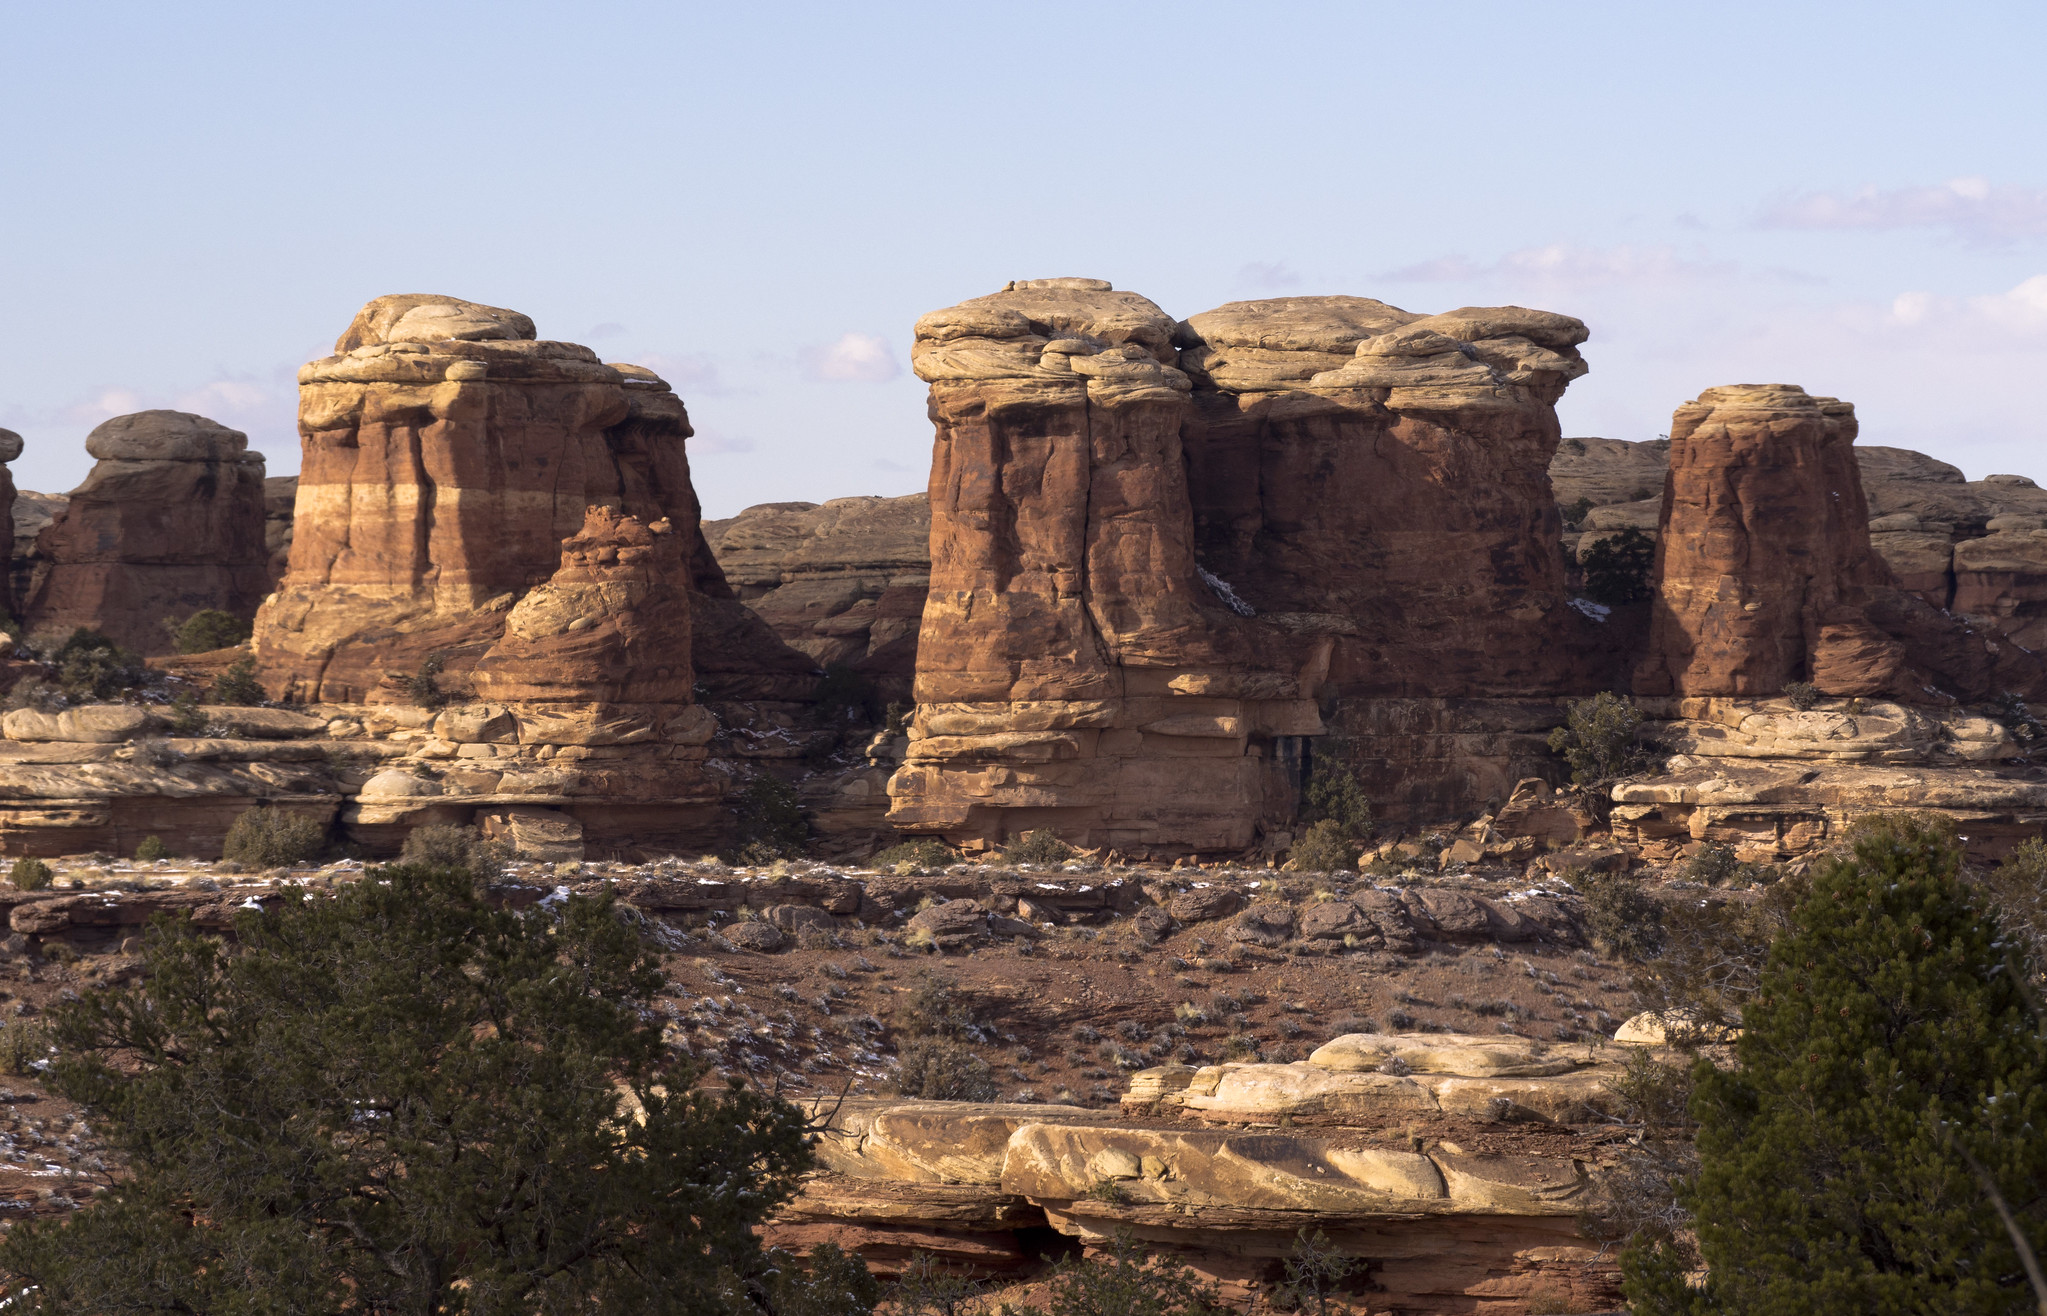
[220,807,325,868]
[0,864,815,1311]
[1623,814,2047,1314]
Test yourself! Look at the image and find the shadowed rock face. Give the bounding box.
[1176,297,1597,699]
[253,294,803,703]
[23,411,266,654]
[1636,385,2047,702]
[887,279,1321,854]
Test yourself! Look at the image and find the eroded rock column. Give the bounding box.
[885,279,1321,854]
[24,411,267,654]
[253,294,808,703]
[1635,384,2047,702]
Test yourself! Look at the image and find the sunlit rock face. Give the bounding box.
[1635,384,2047,703]
[252,294,800,703]
[886,279,1321,855]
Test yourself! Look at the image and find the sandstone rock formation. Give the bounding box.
[885,279,1322,854]
[22,411,267,654]
[703,493,929,699]
[1177,296,1597,701]
[253,294,809,704]
[775,1033,1629,1312]
[1634,385,2047,702]
[0,429,19,619]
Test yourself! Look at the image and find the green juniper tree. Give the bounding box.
[0,863,817,1315]
[1624,815,2047,1315]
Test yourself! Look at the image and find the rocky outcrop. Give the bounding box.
[1634,385,2047,703]
[772,1033,1630,1313]
[886,279,1322,855]
[22,411,267,654]
[252,294,809,704]
[703,494,929,699]
[1178,296,1600,701]
[0,429,18,620]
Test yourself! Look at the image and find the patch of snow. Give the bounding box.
[1197,565,1256,617]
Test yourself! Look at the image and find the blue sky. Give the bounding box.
[3,2,2044,514]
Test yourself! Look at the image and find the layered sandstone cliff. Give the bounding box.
[22,411,267,654]
[702,494,929,699]
[252,294,809,704]
[1177,297,1598,700]
[1634,385,2047,703]
[885,279,1322,854]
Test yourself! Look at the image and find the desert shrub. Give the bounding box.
[134,836,169,863]
[1273,1228,1364,1316]
[399,824,506,883]
[407,652,450,710]
[1580,526,1655,606]
[903,973,990,1041]
[1984,837,2047,1012]
[1547,691,1659,804]
[162,690,206,733]
[891,1252,992,1316]
[1623,814,2047,1314]
[52,629,147,702]
[220,807,326,868]
[210,657,266,706]
[1783,679,1821,711]
[0,1020,46,1076]
[3,677,64,713]
[727,774,809,864]
[757,1242,879,1316]
[1300,745,1372,839]
[1287,819,1354,874]
[0,863,813,1311]
[7,857,52,891]
[869,837,954,872]
[1002,828,1071,866]
[169,609,252,655]
[1042,1228,1227,1316]
[891,1038,997,1102]
[1566,870,1663,962]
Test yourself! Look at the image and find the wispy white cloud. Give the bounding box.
[1383,243,1736,288]
[1760,177,2047,244]
[1237,261,1300,290]
[630,352,733,395]
[806,332,901,383]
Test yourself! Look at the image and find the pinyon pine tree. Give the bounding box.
[0,863,817,1314]
[1624,814,2047,1315]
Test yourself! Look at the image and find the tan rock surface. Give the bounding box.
[253,294,807,704]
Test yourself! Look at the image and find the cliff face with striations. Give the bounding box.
[886,279,1323,855]
[23,411,266,654]
[1177,297,1597,700]
[252,294,810,704]
[1634,385,2047,703]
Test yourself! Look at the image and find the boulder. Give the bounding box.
[721,920,786,953]
[1167,887,1243,923]
[1227,902,1296,947]
[23,411,267,655]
